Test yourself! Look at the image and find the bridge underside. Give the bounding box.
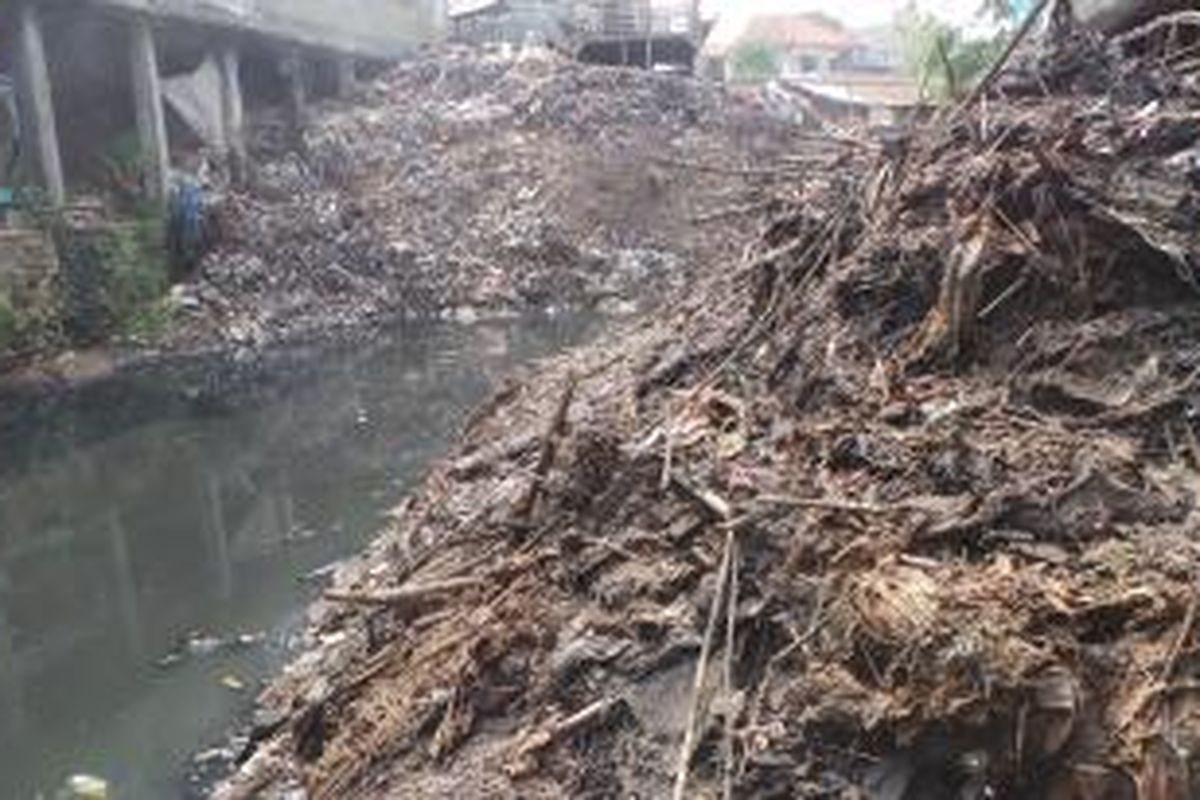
[2,1,440,207]
[91,0,435,60]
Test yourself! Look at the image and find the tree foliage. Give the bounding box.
[729,41,781,83]
[897,6,1008,101]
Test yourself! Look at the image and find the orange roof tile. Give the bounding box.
[740,12,858,53]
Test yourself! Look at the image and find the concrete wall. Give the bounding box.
[89,0,443,57]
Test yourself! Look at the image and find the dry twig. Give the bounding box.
[1161,579,1200,685]
[507,697,627,777]
[690,199,777,224]
[1115,10,1200,47]
[324,577,484,607]
[671,473,734,520]
[672,524,737,800]
[722,534,740,800]
[513,374,576,520]
[754,493,895,515]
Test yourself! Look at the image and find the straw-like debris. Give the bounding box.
[220,21,1200,800]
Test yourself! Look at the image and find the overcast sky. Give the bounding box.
[701,0,989,41]
[702,0,984,26]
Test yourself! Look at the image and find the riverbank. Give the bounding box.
[220,27,1200,800]
[0,46,794,380]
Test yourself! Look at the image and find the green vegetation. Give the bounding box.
[105,209,171,323]
[897,8,1009,101]
[99,132,148,211]
[0,277,62,355]
[0,294,18,350]
[53,206,174,345]
[118,294,176,341]
[729,41,782,83]
[0,187,178,359]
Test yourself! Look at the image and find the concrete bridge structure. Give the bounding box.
[4,0,445,206]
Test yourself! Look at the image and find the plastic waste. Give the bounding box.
[62,774,109,800]
[220,674,247,691]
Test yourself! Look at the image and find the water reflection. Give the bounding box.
[108,510,146,662]
[0,583,25,741]
[0,315,595,799]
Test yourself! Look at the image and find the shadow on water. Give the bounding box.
[0,313,598,799]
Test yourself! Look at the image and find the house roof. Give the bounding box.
[739,12,858,53]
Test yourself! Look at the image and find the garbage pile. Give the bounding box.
[220,21,1200,800]
[172,47,794,350]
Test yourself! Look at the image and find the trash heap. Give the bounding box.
[221,23,1200,800]
[175,48,793,350]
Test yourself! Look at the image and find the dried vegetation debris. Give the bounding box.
[223,23,1200,800]
[174,48,794,350]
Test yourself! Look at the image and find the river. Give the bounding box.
[0,314,596,799]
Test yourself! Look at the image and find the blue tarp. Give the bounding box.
[1008,0,1038,17]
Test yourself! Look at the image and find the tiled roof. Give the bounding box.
[740,12,858,52]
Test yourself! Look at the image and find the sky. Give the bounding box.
[701,0,992,46]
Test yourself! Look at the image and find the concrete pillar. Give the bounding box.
[432,0,450,45]
[16,3,65,206]
[335,56,357,99]
[282,50,307,149]
[129,16,169,204]
[218,45,246,182]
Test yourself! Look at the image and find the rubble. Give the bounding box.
[220,21,1200,800]
[172,47,795,351]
